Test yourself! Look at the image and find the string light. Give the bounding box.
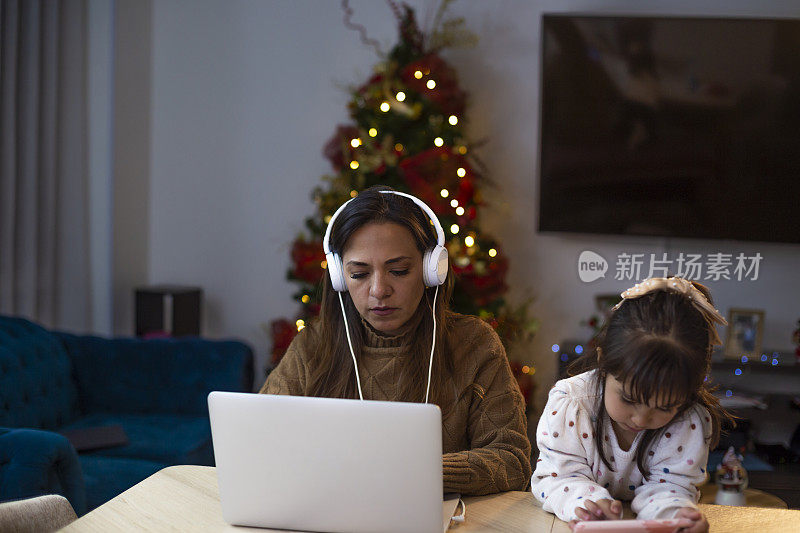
[296,319,305,331]
[301,295,310,304]
[350,138,361,148]
[414,70,423,79]
[368,128,378,137]
[450,199,458,208]
[456,167,466,178]
[458,146,467,155]
[396,91,406,101]
[380,102,390,112]
[426,79,436,89]
[321,260,328,269]
[450,224,459,234]
[464,236,475,247]
[350,190,358,198]
[434,137,444,147]
[324,215,332,223]
[449,115,458,125]
[455,206,465,216]
[394,143,403,152]
[350,161,359,170]
[488,248,497,257]
[440,189,449,198]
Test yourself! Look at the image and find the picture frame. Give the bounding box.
[724,308,765,360]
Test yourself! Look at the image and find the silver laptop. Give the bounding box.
[208,391,453,533]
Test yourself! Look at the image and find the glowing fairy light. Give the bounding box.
[450,199,458,208]
[488,248,497,257]
[368,128,378,137]
[434,137,444,147]
[464,236,475,247]
[350,161,359,170]
[552,344,560,353]
[321,260,328,269]
[296,319,305,331]
[301,295,310,304]
[350,190,358,198]
[450,224,459,234]
[449,115,458,125]
[394,143,403,152]
[426,79,436,89]
[414,70,423,79]
[458,146,467,155]
[440,189,449,198]
[324,215,332,223]
[455,206,465,216]
[396,91,406,101]
[457,167,466,178]
[350,138,361,148]
[380,102,390,112]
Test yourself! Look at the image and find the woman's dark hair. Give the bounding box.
[305,185,456,406]
[569,278,733,478]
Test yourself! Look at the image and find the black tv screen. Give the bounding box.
[538,15,800,244]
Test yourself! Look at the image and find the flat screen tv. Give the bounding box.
[538,14,800,244]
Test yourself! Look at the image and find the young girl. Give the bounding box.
[532,277,732,532]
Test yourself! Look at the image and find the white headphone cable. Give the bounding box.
[424,284,439,404]
[339,291,364,401]
[340,284,437,404]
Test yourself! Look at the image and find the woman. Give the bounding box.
[261,185,531,495]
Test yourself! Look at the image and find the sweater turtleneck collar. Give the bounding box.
[359,304,426,349]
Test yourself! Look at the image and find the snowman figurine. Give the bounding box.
[715,446,748,506]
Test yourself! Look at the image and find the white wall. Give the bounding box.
[133,0,800,399]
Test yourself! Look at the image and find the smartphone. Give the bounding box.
[573,518,694,532]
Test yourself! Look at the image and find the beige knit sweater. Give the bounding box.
[259,311,532,496]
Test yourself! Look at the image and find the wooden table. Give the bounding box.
[60,466,800,533]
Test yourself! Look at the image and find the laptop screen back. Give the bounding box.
[208,392,443,533]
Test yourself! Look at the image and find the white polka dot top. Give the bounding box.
[531,370,711,522]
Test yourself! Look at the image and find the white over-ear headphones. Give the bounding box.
[322,190,449,292]
[321,189,448,403]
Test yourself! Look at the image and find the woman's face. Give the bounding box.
[341,222,426,335]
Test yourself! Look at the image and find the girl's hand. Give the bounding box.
[569,498,623,527]
[673,507,708,533]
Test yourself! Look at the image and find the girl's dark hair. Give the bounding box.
[569,278,734,478]
[306,185,457,406]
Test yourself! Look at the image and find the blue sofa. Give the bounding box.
[0,315,254,514]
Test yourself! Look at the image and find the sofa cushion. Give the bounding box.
[57,333,254,417]
[78,455,166,512]
[0,317,78,429]
[60,413,214,466]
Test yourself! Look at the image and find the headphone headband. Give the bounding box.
[322,190,445,254]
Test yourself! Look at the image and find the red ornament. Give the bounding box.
[399,54,466,117]
[399,147,475,213]
[270,318,298,365]
[290,239,326,285]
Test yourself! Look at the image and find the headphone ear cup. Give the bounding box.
[326,252,348,292]
[422,245,449,287]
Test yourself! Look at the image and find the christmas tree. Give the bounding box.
[269,1,538,407]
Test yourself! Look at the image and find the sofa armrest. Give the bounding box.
[0,427,86,516]
[55,333,254,417]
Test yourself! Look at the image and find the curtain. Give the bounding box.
[0,0,90,331]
